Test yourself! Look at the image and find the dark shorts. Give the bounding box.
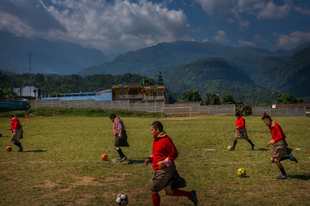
[235,129,248,139]
[271,139,291,158]
[114,132,129,147]
[11,128,23,142]
[150,163,186,193]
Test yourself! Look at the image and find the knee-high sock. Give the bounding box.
[117,148,125,157]
[247,139,254,146]
[280,167,287,176]
[233,140,237,148]
[152,193,160,206]
[173,189,191,198]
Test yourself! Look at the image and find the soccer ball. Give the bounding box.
[6,146,12,152]
[237,168,246,177]
[227,145,232,150]
[116,193,128,205]
[101,154,108,161]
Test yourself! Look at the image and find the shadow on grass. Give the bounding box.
[288,174,310,180]
[128,159,146,164]
[256,148,269,151]
[24,150,47,153]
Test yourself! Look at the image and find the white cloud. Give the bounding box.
[254,1,292,19]
[194,0,232,15]
[238,19,250,30]
[227,18,234,23]
[253,34,267,42]
[195,0,294,32]
[202,38,208,42]
[213,30,229,42]
[238,39,256,47]
[275,31,310,49]
[294,6,310,15]
[0,0,191,51]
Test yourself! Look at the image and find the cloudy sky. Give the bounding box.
[0,0,310,53]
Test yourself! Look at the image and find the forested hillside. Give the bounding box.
[271,46,310,97]
[79,41,292,78]
[161,58,273,104]
[79,41,310,100]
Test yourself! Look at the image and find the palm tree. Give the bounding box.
[0,86,17,99]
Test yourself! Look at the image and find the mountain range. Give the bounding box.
[78,41,310,100]
[1,31,309,103]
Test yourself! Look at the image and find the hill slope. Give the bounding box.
[271,46,310,97]
[161,58,272,104]
[78,41,298,86]
[0,31,109,74]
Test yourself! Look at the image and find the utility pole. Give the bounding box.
[29,53,32,79]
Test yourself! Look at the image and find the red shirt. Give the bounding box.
[152,134,178,170]
[269,122,286,143]
[11,117,22,132]
[236,117,245,130]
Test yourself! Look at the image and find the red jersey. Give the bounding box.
[151,133,178,170]
[11,117,22,132]
[236,117,245,130]
[269,121,286,143]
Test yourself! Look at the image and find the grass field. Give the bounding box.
[0,114,309,206]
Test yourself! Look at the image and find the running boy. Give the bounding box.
[145,121,198,206]
[231,112,255,150]
[109,114,129,162]
[262,113,298,179]
[9,115,24,152]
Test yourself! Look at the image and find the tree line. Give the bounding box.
[0,71,304,106]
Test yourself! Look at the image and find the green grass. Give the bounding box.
[0,115,309,206]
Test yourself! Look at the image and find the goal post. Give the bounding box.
[161,107,192,118]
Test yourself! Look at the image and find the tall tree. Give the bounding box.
[220,94,235,105]
[34,73,45,86]
[277,93,304,104]
[139,78,155,86]
[205,93,220,105]
[180,90,202,102]
[157,71,164,85]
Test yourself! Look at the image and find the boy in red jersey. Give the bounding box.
[9,115,24,152]
[231,112,255,150]
[262,114,298,179]
[145,121,197,206]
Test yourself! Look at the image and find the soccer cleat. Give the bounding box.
[120,156,127,162]
[251,144,255,150]
[189,190,198,206]
[276,174,287,179]
[288,153,298,163]
[17,147,23,152]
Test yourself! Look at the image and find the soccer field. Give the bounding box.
[0,115,309,206]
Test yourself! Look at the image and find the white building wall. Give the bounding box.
[13,86,39,98]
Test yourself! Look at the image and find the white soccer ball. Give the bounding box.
[116,193,128,205]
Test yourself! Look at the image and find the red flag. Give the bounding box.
[263,112,266,116]
[24,115,28,120]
